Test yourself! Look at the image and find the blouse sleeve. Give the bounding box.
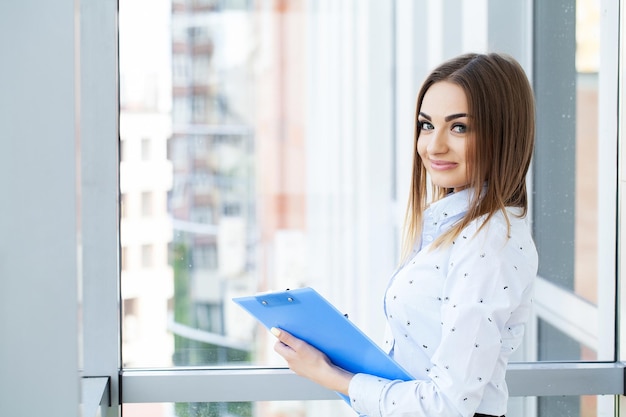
[348,216,537,417]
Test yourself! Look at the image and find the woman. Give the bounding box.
[271,52,538,417]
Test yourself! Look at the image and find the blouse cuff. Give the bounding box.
[348,373,391,417]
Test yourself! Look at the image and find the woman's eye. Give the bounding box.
[451,123,467,133]
[419,120,434,131]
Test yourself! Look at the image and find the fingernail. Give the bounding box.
[270,327,281,337]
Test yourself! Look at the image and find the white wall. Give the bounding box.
[0,1,81,416]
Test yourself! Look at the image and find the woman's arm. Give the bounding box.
[271,327,354,395]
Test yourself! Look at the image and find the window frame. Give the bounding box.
[79,0,626,415]
[80,0,121,415]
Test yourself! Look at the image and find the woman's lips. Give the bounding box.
[429,159,458,170]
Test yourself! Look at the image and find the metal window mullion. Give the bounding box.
[120,363,625,403]
[533,277,599,350]
[597,0,620,364]
[81,0,121,416]
[602,0,626,416]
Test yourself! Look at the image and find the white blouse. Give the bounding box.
[348,189,538,417]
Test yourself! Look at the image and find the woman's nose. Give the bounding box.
[427,129,447,154]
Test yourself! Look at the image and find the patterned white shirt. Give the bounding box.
[348,189,538,417]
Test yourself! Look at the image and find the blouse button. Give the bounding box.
[425,235,434,242]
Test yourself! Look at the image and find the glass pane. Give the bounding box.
[537,319,596,361]
[509,396,611,417]
[122,397,611,417]
[533,0,593,294]
[537,396,606,417]
[120,0,400,369]
[119,0,616,371]
[531,0,613,361]
[118,0,295,367]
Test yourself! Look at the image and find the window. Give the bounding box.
[121,193,129,218]
[531,0,615,368]
[122,246,129,271]
[141,191,153,217]
[141,244,154,269]
[141,137,151,161]
[92,0,626,416]
[120,137,129,161]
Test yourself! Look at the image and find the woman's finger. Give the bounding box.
[273,339,292,356]
[271,327,300,349]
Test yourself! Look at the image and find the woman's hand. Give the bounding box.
[271,327,354,395]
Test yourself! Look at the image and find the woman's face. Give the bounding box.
[417,81,473,192]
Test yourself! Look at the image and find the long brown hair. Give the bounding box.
[401,53,535,259]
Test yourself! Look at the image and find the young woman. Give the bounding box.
[271,52,538,417]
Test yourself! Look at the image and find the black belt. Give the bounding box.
[474,414,504,417]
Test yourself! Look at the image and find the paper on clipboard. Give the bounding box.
[232,287,412,404]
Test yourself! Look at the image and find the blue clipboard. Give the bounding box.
[233,287,412,404]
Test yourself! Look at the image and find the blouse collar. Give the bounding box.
[424,188,475,225]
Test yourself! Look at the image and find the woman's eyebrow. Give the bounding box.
[444,113,469,122]
[418,112,469,122]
